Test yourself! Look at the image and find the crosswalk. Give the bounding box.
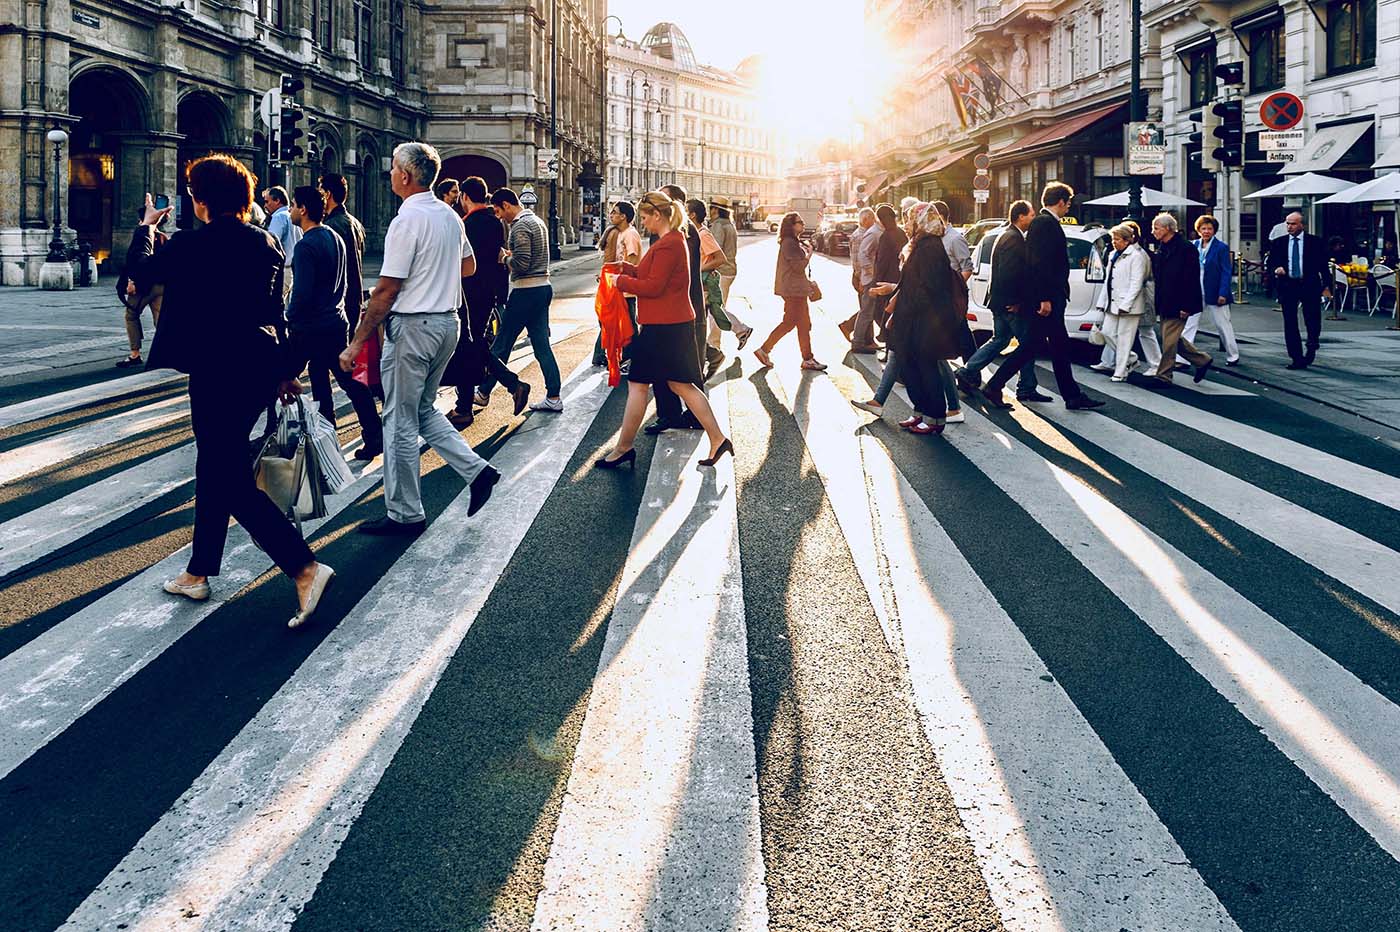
[3,273,1400,931]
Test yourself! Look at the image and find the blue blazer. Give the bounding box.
[1192,236,1232,306]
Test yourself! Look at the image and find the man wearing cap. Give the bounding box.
[707,197,754,355]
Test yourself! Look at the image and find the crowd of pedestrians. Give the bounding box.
[123,141,575,626]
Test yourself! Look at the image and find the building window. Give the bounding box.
[311,0,332,48]
[1183,44,1217,108]
[1247,20,1285,92]
[1327,0,1376,73]
[1092,11,1103,69]
[1065,24,1076,78]
[390,0,405,77]
[1040,37,1051,86]
[457,40,488,66]
[354,0,373,64]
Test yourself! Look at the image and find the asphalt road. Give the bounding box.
[3,236,1400,931]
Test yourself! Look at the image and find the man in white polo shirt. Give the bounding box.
[340,141,501,535]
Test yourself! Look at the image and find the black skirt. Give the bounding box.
[626,319,702,386]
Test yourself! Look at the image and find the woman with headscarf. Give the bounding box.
[754,212,826,371]
[866,203,963,435]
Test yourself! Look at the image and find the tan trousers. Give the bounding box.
[1156,316,1211,379]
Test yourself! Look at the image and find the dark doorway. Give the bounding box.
[68,68,151,271]
[440,154,508,194]
[176,92,234,230]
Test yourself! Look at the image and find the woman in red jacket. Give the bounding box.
[597,191,732,469]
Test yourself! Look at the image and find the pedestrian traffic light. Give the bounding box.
[276,73,305,163]
[266,92,282,165]
[1214,62,1244,86]
[1188,108,1220,173]
[1211,99,1244,168]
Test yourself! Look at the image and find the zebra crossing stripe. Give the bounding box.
[0,370,183,430]
[0,393,188,487]
[786,344,1238,930]
[991,372,1400,617]
[1080,372,1400,510]
[531,377,769,932]
[59,362,612,932]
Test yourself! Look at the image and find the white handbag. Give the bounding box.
[254,399,327,527]
[302,406,355,495]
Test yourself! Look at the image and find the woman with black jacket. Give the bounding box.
[754,212,826,371]
[868,203,963,435]
[124,156,334,629]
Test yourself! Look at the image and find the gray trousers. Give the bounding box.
[853,291,879,347]
[382,311,490,523]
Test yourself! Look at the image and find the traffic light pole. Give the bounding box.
[547,0,562,261]
[1126,0,1144,230]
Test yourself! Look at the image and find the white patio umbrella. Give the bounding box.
[1083,187,1205,207]
[1243,172,1356,199]
[1315,173,1400,205]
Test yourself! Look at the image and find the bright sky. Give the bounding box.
[606,0,873,145]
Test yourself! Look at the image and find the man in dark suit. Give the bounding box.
[1268,211,1332,369]
[1150,212,1212,384]
[980,183,1103,410]
[955,199,1044,400]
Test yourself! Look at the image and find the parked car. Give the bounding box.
[814,216,859,255]
[966,223,1112,342]
[961,218,1007,249]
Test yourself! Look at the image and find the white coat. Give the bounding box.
[1095,243,1150,316]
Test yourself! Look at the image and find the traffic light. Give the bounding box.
[266,91,282,165]
[1211,98,1244,168]
[1214,61,1244,86]
[277,74,305,163]
[1188,108,1221,173]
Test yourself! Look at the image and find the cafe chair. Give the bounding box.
[1371,264,1395,319]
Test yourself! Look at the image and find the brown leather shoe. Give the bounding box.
[838,318,856,342]
[448,408,474,429]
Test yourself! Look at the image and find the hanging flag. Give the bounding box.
[967,58,1005,117]
[945,73,972,128]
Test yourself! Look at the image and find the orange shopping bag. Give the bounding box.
[596,266,634,387]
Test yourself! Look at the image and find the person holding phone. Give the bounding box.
[115,196,170,368]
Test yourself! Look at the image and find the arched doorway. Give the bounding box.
[68,66,152,270]
[440,153,508,194]
[355,136,387,244]
[176,91,234,229]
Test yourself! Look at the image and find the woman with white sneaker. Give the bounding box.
[1095,222,1152,381]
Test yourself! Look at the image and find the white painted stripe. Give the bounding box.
[60,361,613,932]
[987,370,1400,618]
[1079,374,1400,511]
[0,370,183,429]
[782,344,1237,931]
[0,335,124,361]
[0,393,188,487]
[0,324,128,333]
[1174,375,1254,396]
[0,442,195,578]
[531,381,768,932]
[0,364,52,377]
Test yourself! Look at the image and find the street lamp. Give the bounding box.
[600,16,623,204]
[40,127,74,291]
[46,128,69,263]
[643,96,661,193]
[699,139,706,203]
[627,69,649,194]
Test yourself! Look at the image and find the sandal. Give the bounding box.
[753,347,773,368]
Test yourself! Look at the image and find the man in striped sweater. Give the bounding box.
[477,188,564,412]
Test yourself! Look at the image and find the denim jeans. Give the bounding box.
[874,349,900,405]
[480,284,561,398]
[962,310,1038,396]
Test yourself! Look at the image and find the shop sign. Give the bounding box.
[1125,122,1167,176]
[1259,130,1305,151]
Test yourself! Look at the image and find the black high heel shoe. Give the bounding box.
[594,448,636,470]
[698,438,733,468]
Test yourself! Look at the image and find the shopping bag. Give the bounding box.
[1088,323,1107,346]
[303,405,355,494]
[254,399,327,527]
[595,269,635,387]
[352,331,382,388]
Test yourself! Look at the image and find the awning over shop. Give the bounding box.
[1282,121,1371,174]
[862,172,891,198]
[1375,135,1400,169]
[994,102,1126,159]
[907,146,980,180]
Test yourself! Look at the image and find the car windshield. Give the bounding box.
[837,222,858,232]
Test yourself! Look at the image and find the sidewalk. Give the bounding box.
[1198,295,1400,432]
[0,250,602,387]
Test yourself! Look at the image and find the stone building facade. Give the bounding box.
[1,0,427,284]
[863,0,1397,256]
[605,25,783,224]
[419,0,604,245]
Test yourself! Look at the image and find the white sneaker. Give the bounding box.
[529,397,564,413]
[1089,362,1113,373]
[945,410,966,423]
[1126,352,1139,368]
[473,391,489,407]
[851,399,883,414]
[1110,375,1128,382]
[163,577,210,601]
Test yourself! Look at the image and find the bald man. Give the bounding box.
[1267,211,1332,369]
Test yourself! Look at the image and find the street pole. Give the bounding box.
[46,129,68,263]
[700,139,706,202]
[601,16,623,207]
[1126,0,1144,229]
[628,69,648,195]
[547,0,561,260]
[644,95,654,193]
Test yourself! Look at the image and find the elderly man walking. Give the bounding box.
[841,207,881,353]
[340,141,500,536]
[1151,212,1213,385]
